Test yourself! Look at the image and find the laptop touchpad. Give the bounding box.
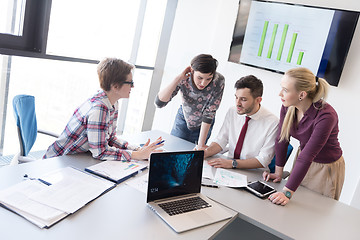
[189,211,213,222]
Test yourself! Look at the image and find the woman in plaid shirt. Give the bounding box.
[44,58,163,161]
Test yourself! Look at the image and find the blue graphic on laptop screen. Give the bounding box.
[149,152,202,200]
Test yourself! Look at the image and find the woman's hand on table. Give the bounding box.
[131,137,164,160]
[268,192,290,206]
[262,171,282,183]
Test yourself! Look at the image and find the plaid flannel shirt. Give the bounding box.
[44,91,132,161]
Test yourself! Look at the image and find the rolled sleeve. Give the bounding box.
[254,119,278,167]
[202,116,213,124]
[154,84,181,108]
[154,95,169,108]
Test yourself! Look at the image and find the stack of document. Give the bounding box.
[0,167,115,228]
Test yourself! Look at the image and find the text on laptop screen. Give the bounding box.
[147,151,204,202]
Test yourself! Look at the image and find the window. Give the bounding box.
[136,0,167,67]
[0,0,50,52]
[3,56,99,155]
[0,0,26,36]
[47,0,140,61]
[0,0,177,157]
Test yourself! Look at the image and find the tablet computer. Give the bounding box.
[246,180,276,198]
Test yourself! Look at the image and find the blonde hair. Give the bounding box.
[279,68,330,142]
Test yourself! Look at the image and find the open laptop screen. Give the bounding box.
[147,151,204,202]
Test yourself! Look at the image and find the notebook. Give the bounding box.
[146,150,233,233]
[85,160,147,184]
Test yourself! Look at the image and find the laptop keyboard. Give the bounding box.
[159,196,212,216]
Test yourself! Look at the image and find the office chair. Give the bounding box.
[11,95,59,164]
[268,144,293,179]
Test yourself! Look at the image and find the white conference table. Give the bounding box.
[124,130,360,240]
[0,130,237,240]
[1,130,360,240]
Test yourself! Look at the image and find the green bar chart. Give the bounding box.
[297,51,304,65]
[258,21,269,57]
[267,24,278,58]
[277,24,289,60]
[239,0,335,76]
[256,21,303,65]
[287,33,298,63]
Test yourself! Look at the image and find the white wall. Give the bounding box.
[152,0,360,204]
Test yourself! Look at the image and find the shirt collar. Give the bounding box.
[96,90,116,110]
[247,105,264,121]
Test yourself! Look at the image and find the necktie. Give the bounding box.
[234,116,251,159]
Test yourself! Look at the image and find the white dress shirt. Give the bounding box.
[214,106,279,168]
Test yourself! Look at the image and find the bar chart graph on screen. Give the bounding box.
[239,1,334,74]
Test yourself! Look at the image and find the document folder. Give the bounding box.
[0,167,115,228]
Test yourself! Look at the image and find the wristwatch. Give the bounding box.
[283,190,292,199]
[232,159,238,169]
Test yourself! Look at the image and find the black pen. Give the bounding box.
[201,183,219,188]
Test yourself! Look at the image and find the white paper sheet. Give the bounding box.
[202,161,215,180]
[0,180,67,228]
[30,167,114,213]
[125,174,148,194]
[213,168,247,188]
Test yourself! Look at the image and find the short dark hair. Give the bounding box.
[97,58,134,91]
[190,54,218,75]
[234,75,263,98]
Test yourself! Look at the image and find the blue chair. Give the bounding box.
[12,95,58,164]
[268,144,293,177]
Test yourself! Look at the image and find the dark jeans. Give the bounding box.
[170,106,214,144]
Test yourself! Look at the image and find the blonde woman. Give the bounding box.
[263,67,344,205]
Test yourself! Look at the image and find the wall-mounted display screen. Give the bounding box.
[228,0,359,86]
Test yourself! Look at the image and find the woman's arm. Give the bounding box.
[197,122,212,148]
[285,111,337,192]
[204,142,223,158]
[157,66,191,103]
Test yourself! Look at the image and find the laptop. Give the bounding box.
[146,150,233,233]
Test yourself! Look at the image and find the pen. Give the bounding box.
[156,140,165,145]
[201,183,219,188]
[24,174,52,186]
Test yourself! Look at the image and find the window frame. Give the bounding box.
[0,0,50,53]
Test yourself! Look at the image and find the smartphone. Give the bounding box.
[246,180,276,198]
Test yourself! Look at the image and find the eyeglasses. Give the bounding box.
[123,81,134,87]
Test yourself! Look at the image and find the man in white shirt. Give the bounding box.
[204,75,279,169]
